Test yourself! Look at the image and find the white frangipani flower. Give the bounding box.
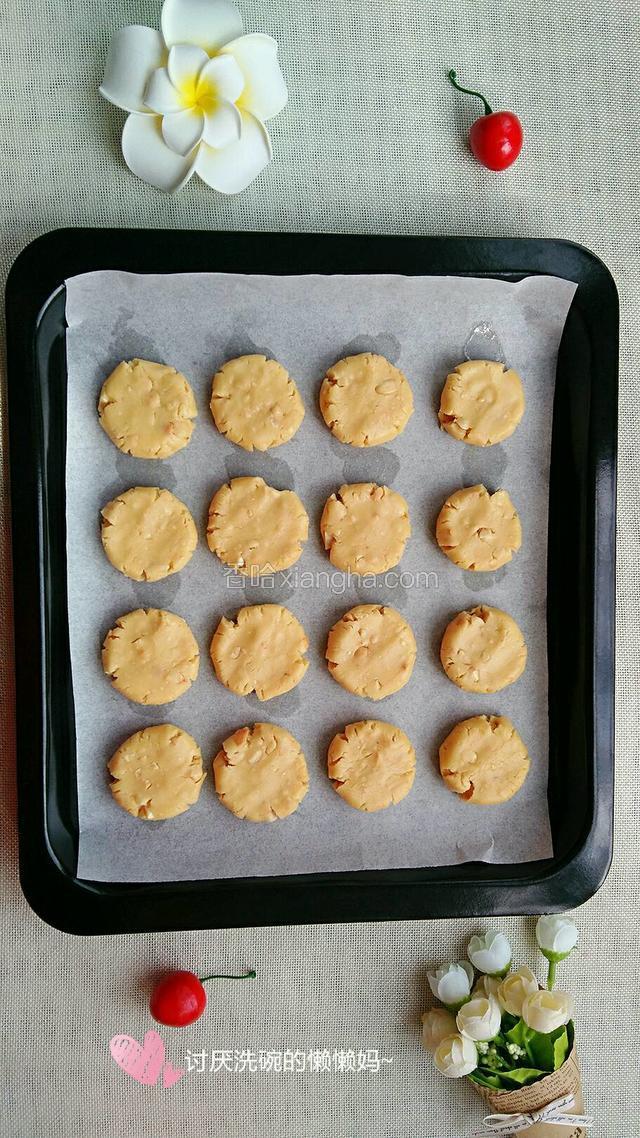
[100,0,288,194]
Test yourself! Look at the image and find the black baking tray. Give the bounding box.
[6,228,617,934]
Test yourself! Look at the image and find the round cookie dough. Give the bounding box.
[326,605,416,700]
[327,720,416,812]
[438,359,525,446]
[108,724,205,820]
[98,358,197,459]
[207,476,308,576]
[101,486,198,581]
[435,484,521,571]
[440,605,527,694]
[319,353,414,446]
[210,355,304,451]
[439,715,530,805]
[211,605,308,700]
[320,483,410,574]
[213,723,309,822]
[102,608,200,705]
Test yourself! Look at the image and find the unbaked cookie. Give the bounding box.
[440,605,527,693]
[319,353,413,446]
[210,355,304,451]
[213,723,309,822]
[101,486,198,581]
[102,608,200,705]
[326,605,416,699]
[320,483,410,574]
[435,484,521,571]
[207,476,308,576]
[108,724,205,820]
[98,358,197,458]
[438,359,525,446]
[439,715,530,805]
[211,605,308,700]
[327,720,416,812]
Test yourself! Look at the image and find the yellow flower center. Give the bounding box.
[177,72,220,113]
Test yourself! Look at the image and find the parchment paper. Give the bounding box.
[64,270,576,883]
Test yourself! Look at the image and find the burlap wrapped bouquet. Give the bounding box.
[473,1043,588,1136]
[421,918,593,1136]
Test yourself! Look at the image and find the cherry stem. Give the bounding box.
[447,70,493,116]
[199,969,257,983]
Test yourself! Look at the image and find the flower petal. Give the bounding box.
[121,113,196,192]
[460,961,475,987]
[161,0,243,52]
[100,25,165,114]
[167,43,209,95]
[202,99,241,148]
[197,54,244,104]
[195,110,271,194]
[145,67,184,114]
[220,34,287,120]
[162,107,204,155]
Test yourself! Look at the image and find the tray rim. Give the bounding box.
[5,227,617,934]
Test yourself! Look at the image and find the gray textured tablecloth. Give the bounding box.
[1,1,638,1135]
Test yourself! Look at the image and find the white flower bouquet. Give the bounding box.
[422,918,593,1136]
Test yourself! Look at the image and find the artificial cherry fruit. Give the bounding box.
[150,971,207,1027]
[150,968,256,1028]
[447,70,523,171]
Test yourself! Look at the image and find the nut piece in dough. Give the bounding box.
[210,355,304,451]
[326,605,416,700]
[101,486,198,581]
[439,715,530,805]
[320,483,410,574]
[435,484,521,571]
[98,359,197,458]
[211,605,308,700]
[108,724,205,820]
[102,608,200,705]
[327,720,416,812]
[207,476,308,575]
[440,605,527,694]
[213,723,309,822]
[319,353,414,446]
[438,359,525,446]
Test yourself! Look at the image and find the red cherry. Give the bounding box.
[149,968,256,1028]
[448,70,523,171]
[150,971,207,1027]
[469,111,523,171]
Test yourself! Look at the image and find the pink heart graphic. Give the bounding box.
[109,1030,165,1086]
[162,1061,185,1088]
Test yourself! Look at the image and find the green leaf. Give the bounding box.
[527,1026,569,1072]
[504,1018,559,1068]
[501,1012,519,1032]
[499,1066,547,1087]
[505,1018,531,1048]
[468,1070,505,1090]
[553,1030,569,1071]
